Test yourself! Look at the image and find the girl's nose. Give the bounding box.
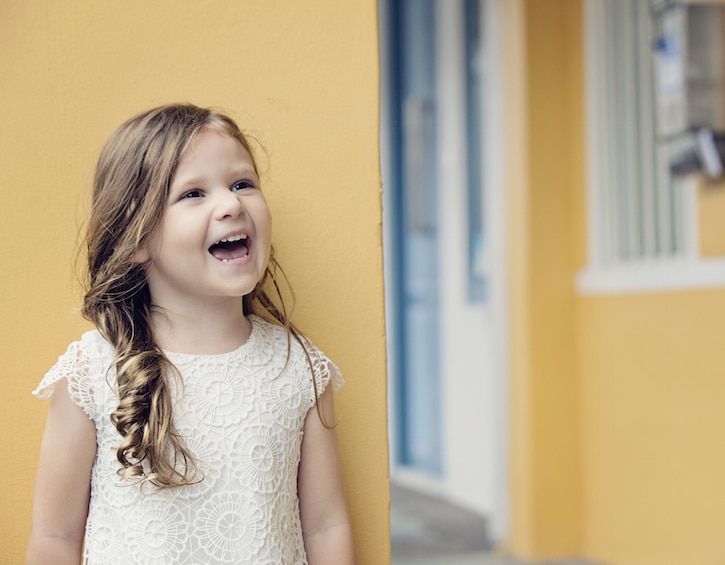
[215,190,245,220]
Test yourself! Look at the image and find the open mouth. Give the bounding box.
[209,233,250,262]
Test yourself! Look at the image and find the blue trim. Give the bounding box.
[385,0,442,476]
[465,0,488,303]
[384,0,409,468]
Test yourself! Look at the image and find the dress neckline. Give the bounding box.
[162,315,261,359]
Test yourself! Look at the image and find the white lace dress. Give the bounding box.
[33,315,343,565]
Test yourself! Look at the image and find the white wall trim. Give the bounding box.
[577,257,725,295]
[482,0,510,543]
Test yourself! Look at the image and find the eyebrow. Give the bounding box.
[171,176,204,189]
[229,166,259,179]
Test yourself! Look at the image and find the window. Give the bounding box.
[576,0,725,294]
[585,0,694,267]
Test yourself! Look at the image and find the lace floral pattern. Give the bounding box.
[33,316,343,565]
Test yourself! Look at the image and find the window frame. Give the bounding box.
[577,0,725,295]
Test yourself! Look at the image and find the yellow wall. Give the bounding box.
[699,179,725,257]
[1,2,389,564]
[570,4,725,563]
[511,1,725,563]
[505,0,584,558]
[578,292,725,565]
[502,0,535,553]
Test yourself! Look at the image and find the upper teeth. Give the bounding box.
[217,234,247,244]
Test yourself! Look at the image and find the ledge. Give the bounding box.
[576,258,725,295]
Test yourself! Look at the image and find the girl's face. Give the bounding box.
[142,129,272,310]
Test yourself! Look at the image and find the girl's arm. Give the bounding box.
[298,385,356,565]
[27,380,96,565]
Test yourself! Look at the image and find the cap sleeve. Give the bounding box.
[306,342,344,397]
[32,333,100,420]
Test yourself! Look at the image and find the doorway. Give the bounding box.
[381,0,510,542]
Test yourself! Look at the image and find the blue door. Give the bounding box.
[387,0,442,476]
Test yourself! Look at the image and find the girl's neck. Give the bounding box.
[149,298,252,355]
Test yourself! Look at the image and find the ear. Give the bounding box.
[132,247,150,264]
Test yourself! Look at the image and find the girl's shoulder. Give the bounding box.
[250,316,345,396]
[32,330,115,415]
[302,336,345,396]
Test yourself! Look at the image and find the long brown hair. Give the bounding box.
[81,103,310,489]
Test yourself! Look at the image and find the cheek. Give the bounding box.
[255,202,272,238]
[264,209,272,237]
[258,227,272,263]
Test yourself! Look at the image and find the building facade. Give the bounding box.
[382,1,725,563]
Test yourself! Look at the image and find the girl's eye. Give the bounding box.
[182,190,203,199]
[231,180,256,192]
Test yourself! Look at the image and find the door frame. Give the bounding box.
[380,0,510,542]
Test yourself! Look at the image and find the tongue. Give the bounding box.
[210,241,249,261]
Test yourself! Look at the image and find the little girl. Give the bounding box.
[27,104,355,565]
